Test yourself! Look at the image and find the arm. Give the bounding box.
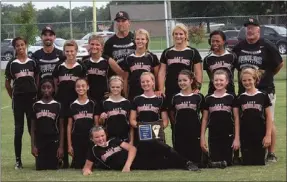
[122,72,129,98]
[120,141,137,172]
[129,110,138,128]
[169,110,175,125]
[57,118,64,159]
[5,79,12,99]
[94,115,99,126]
[200,110,209,153]
[157,63,166,94]
[82,160,94,176]
[274,62,283,75]
[53,78,59,94]
[153,65,160,91]
[161,111,169,129]
[67,117,73,157]
[31,119,38,157]
[263,107,272,148]
[108,58,125,76]
[194,63,203,88]
[232,108,240,150]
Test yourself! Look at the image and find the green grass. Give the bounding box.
[1,61,286,181]
[150,37,210,50]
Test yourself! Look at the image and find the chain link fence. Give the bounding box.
[2,14,287,51]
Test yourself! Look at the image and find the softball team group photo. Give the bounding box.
[4,11,284,176]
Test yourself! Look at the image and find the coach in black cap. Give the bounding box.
[103,11,136,97]
[233,17,283,164]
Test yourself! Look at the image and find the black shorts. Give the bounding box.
[174,135,202,164]
[241,136,266,165]
[36,139,59,170]
[71,134,91,169]
[208,135,234,165]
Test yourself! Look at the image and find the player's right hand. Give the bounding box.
[31,146,38,157]
[68,146,74,157]
[200,138,208,153]
[100,112,108,120]
[155,90,165,97]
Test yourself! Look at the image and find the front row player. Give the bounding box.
[200,70,240,166]
[31,79,63,170]
[82,126,199,175]
[235,68,272,165]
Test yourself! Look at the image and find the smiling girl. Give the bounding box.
[52,40,86,168]
[122,29,160,101]
[67,78,100,169]
[170,70,205,165]
[82,35,125,103]
[234,68,272,165]
[5,37,37,169]
[200,69,240,166]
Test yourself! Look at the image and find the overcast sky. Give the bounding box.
[2,1,109,10]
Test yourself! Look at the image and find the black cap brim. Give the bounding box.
[41,30,55,35]
[114,17,128,21]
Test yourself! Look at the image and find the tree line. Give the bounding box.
[1,1,286,43]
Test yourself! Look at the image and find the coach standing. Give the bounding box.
[32,26,65,84]
[103,11,136,96]
[233,18,283,162]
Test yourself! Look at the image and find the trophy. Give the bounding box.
[138,120,165,142]
[152,125,161,139]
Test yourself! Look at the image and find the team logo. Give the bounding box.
[119,12,124,17]
[249,18,254,22]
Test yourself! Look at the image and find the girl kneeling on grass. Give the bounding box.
[31,79,63,170]
[82,126,199,175]
[200,69,240,166]
[67,78,100,169]
[98,76,132,141]
[235,68,272,165]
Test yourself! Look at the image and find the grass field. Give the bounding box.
[1,61,286,181]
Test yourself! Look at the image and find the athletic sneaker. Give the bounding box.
[186,161,200,171]
[266,153,278,162]
[14,160,23,170]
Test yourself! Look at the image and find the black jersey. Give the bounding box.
[103,32,136,77]
[32,100,61,140]
[204,93,235,137]
[132,94,167,123]
[203,50,237,94]
[87,138,127,170]
[160,46,202,92]
[235,90,271,138]
[32,48,65,81]
[69,99,99,136]
[122,52,160,100]
[82,56,110,102]
[233,39,282,94]
[171,93,204,137]
[101,97,131,140]
[52,62,86,103]
[5,58,37,95]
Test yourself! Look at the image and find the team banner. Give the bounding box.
[138,120,165,142]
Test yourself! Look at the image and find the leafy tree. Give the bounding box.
[14,2,38,45]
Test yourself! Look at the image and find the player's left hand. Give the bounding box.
[57,147,64,159]
[104,92,110,99]
[192,89,200,94]
[122,165,131,172]
[262,135,271,148]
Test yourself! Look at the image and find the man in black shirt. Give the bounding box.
[32,26,65,84]
[103,11,136,95]
[233,18,284,162]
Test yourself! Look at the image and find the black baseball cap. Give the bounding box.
[41,26,56,35]
[244,18,260,27]
[114,11,130,21]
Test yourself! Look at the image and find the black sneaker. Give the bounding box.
[14,160,23,170]
[186,161,200,171]
[208,160,227,169]
[266,153,278,162]
[233,156,242,165]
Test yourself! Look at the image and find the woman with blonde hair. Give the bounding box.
[122,29,160,101]
[157,23,203,146]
